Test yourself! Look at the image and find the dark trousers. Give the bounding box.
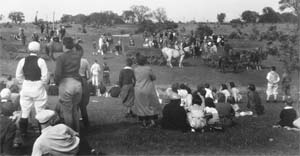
[79,77,90,127]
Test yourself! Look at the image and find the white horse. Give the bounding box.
[161,47,185,68]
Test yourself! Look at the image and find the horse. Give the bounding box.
[161,47,185,68]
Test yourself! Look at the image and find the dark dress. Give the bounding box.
[119,67,136,108]
[278,107,297,127]
[0,116,17,155]
[247,91,264,115]
[161,99,190,132]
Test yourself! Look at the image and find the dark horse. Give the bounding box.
[218,51,241,73]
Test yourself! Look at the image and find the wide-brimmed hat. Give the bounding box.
[28,41,41,52]
[36,109,55,124]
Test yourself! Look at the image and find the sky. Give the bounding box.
[1,0,282,22]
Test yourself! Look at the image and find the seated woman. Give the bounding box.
[161,83,190,132]
[178,83,193,110]
[274,98,297,128]
[204,98,220,126]
[215,93,235,127]
[247,84,264,116]
[229,82,242,103]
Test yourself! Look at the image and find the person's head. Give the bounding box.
[248,84,256,91]
[36,109,60,126]
[204,83,210,89]
[7,75,12,81]
[221,84,228,90]
[136,55,147,66]
[205,98,215,108]
[62,37,74,50]
[271,66,276,71]
[227,96,235,104]
[229,82,235,88]
[126,58,133,67]
[171,83,180,93]
[212,87,217,93]
[103,62,107,66]
[285,98,293,106]
[179,83,192,94]
[0,100,14,116]
[216,92,226,103]
[28,41,40,53]
[94,60,98,63]
[0,88,11,100]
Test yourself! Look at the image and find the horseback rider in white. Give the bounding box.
[98,35,104,55]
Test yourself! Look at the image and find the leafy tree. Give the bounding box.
[280,12,298,23]
[130,5,152,23]
[0,14,3,21]
[72,14,89,24]
[259,7,281,23]
[279,0,300,30]
[195,24,213,38]
[8,11,25,24]
[241,10,259,23]
[217,13,226,23]
[230,18,243,24]
[122,10,135,23]
[60,14,72,23]
[152,7,168,23]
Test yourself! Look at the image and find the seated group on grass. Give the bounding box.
[158,82,299,133]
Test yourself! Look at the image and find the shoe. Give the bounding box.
[266,100,270,103]
[273,100,277,103]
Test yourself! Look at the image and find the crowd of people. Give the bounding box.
[0,31,299,155]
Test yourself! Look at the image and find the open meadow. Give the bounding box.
[0,23,300,155]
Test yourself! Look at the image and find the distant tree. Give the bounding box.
[217,13,226,23]
[230,18,243,24]
[72,14,89,24]
[60,14,72,23]
[241,10,259,23]
[280,12,298,23]
[88,11,123,27]
[279,0,300,30]
[8,11,25,24]
[195,24,213,38]
[152,7,168,23]
[130,5,152,23]
[122,10,136,23]
[259,7,281,23]
[0,14,3,21]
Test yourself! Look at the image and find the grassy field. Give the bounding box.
[0,23,300,155]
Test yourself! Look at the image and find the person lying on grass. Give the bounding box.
[273,98,299,131]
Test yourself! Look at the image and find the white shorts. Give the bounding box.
[266,83,278,96]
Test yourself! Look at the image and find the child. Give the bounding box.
[187,91,206,132]
[178,83,192,110]
[247,84,264,116]
[115,39,122,56]
[102,62,111,86]
[274,98,297,128]
[204,83,213,99]
[108,83,121,98]
[204,98,220,126]
[229,82,242,103]
[90,60,101,95]
[92,40,97,55]
[219,84,231,103]
[98,81,107,97]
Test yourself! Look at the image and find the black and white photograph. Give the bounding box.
[0,0,300,155]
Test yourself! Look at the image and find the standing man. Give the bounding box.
[79,51,91,128]
[54,37,82,132]
[266,66,280,103]
[40,23,45,34]
[15,41,48,136]
[98,35,104,55]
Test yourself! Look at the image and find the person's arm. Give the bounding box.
[119,70,123,88]
[132,71,136,87]
[31,139,43,156]
[54,56,63,85]
[15,58,25,84]
[149,68,156,81]
[38,58,49,85]
[86,61,90,79]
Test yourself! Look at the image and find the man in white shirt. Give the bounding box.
[90,60,101,87]
[98,35,104,55]
[32,109,80,156]
[266,66,280,103]
[15,41,48,136]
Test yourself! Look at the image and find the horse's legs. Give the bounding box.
[168,59,173,68]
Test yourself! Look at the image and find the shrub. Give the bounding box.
[228,31,242,39]
[195,24,213,38]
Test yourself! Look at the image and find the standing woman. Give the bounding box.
[119,58,136,118]
[132,55,161,127]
